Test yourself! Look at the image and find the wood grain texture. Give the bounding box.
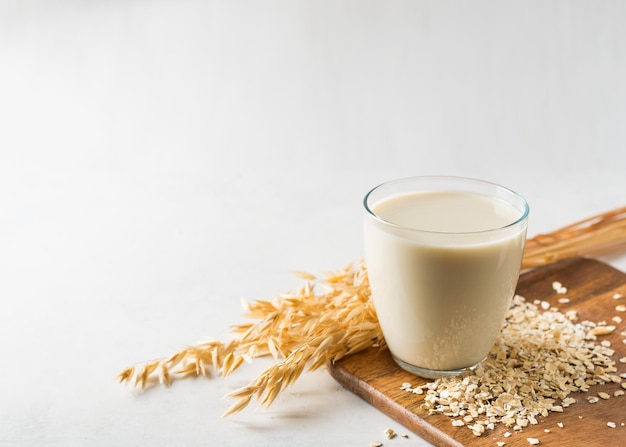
[328,258,626,447]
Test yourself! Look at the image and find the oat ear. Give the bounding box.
[118,261,383,415]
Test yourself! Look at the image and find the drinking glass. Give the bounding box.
[363,176,529,378]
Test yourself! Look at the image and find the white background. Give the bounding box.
[1,1,626,446]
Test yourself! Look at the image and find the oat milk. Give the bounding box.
[364,190,527,373]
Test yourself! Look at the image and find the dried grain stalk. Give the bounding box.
[118,261,384,415]
[522,206,626,269]
[118,206,626,415]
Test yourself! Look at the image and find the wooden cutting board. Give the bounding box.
[328,258,626,447]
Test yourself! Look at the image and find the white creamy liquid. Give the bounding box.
[364,191,526,372]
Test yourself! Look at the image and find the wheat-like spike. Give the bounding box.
[166,351,186,368]
[159,364,171,386]
[292,271,316,281]
[137,366,150,390]
[522,206,626,269]
[116,366,134,384]
[144,361,159,377]
[222,396,252,418]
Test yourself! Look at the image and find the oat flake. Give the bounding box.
[406,295,618,437]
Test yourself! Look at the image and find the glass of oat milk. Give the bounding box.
[363,176,529,379]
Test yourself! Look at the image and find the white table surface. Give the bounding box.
[2,2,626,446]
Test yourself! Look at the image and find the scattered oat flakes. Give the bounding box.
[469,423,485,437]
[598,392,611,400]
[587,396,600,403]
[616,304,626,312]
[527,438,540,445]
[400,433,409,438]
[497,442,506,447]
[614,390,624,397]
[558,297,570,304]
[613,316,623,324]
[622,383,626,390]
[403,295,620,438]
[540,301,550,310]
[560,400,573,410]
[557,422,564,428]
[552,281,567,294]
[369,442,383,447]
[544,429,551,433]
[607,422,617,428]
[384,428,396,439]
[504,431,512,438]
[614,293,623,299]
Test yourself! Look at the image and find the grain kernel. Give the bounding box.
[591,325,616,336]
[552,281,567,294]
[384,428,396,439]
[470,423,485,436]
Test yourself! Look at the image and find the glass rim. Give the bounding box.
[363,175,530,235]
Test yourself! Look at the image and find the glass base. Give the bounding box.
[391,354,481,379]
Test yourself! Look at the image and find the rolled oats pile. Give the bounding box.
[401,295,623,437]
